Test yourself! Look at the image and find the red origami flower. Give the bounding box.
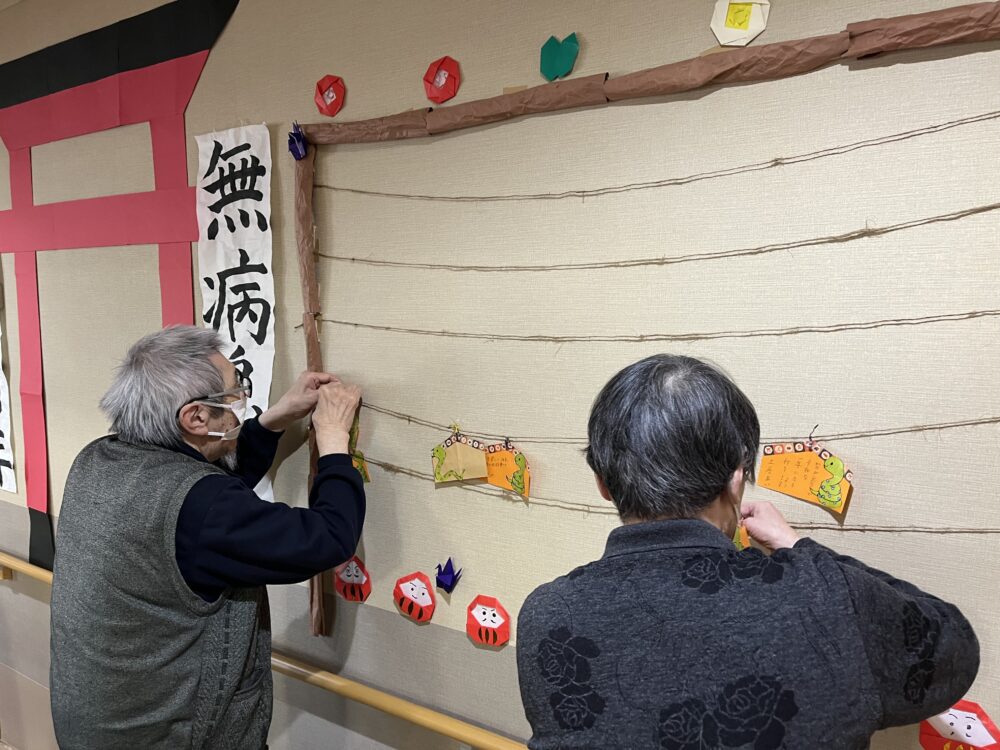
[314,74,346,117]
[423,56,461,104]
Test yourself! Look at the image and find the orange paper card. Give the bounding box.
[733,525,751,550]
[759,439,854,515]
[485,441,531,497]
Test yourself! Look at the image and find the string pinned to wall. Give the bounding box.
[313,109,1000,203]
[362,402,1000,448]
[320,308,1000,344]
[369,456,615,515]
[317,200,1000,273]
[364,403,587,445]
[366,455,1000,534]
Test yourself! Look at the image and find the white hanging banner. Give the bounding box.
[196,124,276,498]
[0,329,16,493]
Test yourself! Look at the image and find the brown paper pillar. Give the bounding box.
[293,144,335,637]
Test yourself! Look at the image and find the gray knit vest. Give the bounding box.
[50,436,272,750]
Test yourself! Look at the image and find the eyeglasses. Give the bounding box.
[178,380,252,441]
[196,383,251,403]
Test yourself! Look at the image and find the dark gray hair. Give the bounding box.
[586,354,759,521]
[100,326,226,447]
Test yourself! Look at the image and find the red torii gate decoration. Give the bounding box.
[0,0,239,567]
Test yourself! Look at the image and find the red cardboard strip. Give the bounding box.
[0,187,197,253]
[14,252,48,514]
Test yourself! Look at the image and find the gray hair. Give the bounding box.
[585,354,760,522]
[100,326,226,447]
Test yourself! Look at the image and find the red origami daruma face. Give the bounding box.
[393,572,435,623]
[466,595,510,647]
[333,556,371,602]
[921,699,1000,750]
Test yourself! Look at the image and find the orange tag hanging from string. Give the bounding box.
[431,426,489,484]
[758,435,854,516]
[733,524,751,550]
[485,440,531,497]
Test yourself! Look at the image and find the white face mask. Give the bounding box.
[206,398,247,441]
[188,389,248,441]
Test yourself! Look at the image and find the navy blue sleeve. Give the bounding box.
[233,416,283,487]
[175,454,366,601]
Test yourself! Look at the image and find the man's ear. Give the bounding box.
[723,466,746,506]
[177,403,210,437]
[594,474,613,503]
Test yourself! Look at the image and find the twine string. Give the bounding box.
[314,109,1000,203]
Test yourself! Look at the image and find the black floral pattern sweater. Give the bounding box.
[516,519,979,750]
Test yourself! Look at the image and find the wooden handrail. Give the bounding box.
[0,550,52,584]
[0,550,527,750]
[271,652,526,750]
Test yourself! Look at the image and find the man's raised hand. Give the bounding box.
[741,501,800,552]
[314,381,363,456]
[259,371,339,432]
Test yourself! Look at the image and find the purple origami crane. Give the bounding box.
[435,558,462,594]
[287,121,307,160]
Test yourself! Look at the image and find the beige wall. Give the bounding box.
[1,1,998,748]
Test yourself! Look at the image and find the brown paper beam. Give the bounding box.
[300,2,1000,147]
[425,73,608,135]
[293,145,336,637]
[302,109,431,145]
[604,32,849,102]
[846,1,1000,58]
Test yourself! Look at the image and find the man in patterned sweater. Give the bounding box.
[516,354,979,749]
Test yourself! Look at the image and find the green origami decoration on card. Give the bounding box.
[348,405,370,483]
[540,33,579,81]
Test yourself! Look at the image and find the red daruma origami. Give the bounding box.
[466,595,511,647]
[393,572,436,623]
[314,74,346,117]
[423,56,461,104]
[920,699,1000,750]
[333,555,371,602]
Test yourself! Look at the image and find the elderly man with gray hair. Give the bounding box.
[49,325,366,750]
[517,354,979,750]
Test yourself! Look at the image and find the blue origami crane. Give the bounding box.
[435,558,462,594]
[287,122,307,161]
